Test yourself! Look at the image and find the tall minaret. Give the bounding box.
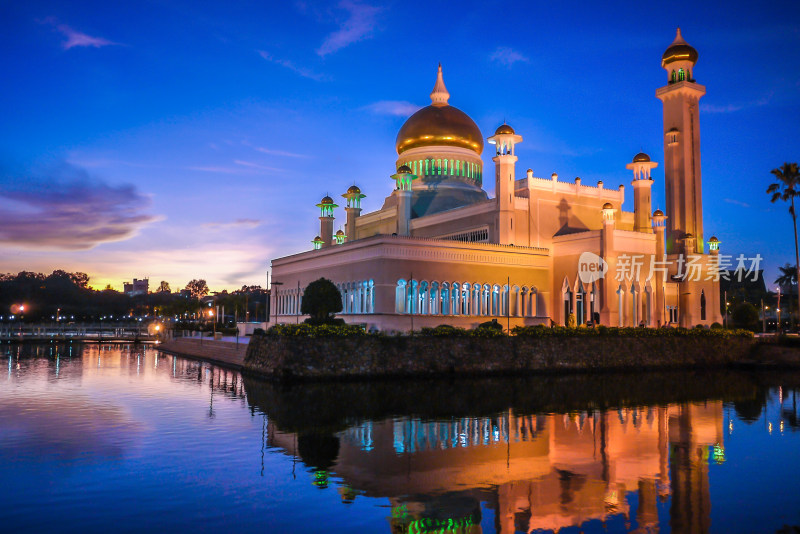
[487,124,522,245]
[626,152,658,233]
[656,28,705,254]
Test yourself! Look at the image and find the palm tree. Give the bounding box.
[767,162,800,327]
[775,263,798,287]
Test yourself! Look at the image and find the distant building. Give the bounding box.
[123,278,149,296]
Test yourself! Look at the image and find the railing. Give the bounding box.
[0,323,158,342]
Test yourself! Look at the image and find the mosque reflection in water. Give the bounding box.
[259,394,721,533]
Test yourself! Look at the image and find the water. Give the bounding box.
[1,344,799,533]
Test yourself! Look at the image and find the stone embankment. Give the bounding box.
[244,334,763,380]
[158,338,247,370]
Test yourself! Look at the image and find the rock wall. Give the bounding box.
[244,334,757,380]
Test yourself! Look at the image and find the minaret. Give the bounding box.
[487,124,523,245]
[652,209,668,325]
[656,28,705,254]
[315,195,337,247]
[342,185,365,243]
[600,202,618,326]
[391,165,417,236]
[626,152,658,233]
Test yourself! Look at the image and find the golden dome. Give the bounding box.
[662,28,698,66]
[345,185,361,195]
[335,229,345,236]
[396,104,483,155]
[653,209,664,217]
[320,195,334,205]
[395,65,483,155]
[603,202,614,210]
[396,164,412,174]
[709,236,719,242]
[633,152,650,163]
[494,123,515,135]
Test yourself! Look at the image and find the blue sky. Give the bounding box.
[0,1,798,291]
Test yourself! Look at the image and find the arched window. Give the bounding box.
[671,70,676,83]
[678,68,685,81]
[395,280,407,314]
[563,288,573,325]
[700,290,706,321]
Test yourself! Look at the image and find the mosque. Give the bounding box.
[269,29,723,330]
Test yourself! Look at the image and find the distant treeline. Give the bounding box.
[0,271,268,322]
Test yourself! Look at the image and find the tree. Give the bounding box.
[731,301,759,331]
[776,264,798,288]
[300,278,342,324]
[157,281,171,293]
[767,162,800,327]
[185,279,209,298]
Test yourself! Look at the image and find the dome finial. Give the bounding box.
[672,27,687,45]
[430,64,450,106]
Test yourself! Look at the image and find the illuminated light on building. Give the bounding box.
[269,30,723,330]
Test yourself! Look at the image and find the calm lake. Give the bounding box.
[2,343,799,533]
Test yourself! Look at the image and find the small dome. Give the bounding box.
[653,209,664,217]
[312,235,322,242]
[662,28,698,66]
[684,233,695,239]
[494,123,515,135]
[346,185,361,195]
[633,152,650,163]
[397,164,412,174]
[335,229,345,236]
[709,236,719,242]
[603,202,614,210]
[320,195,334,205]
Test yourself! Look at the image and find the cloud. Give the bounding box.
[202,218,262,230]
[724,198,751,208]
[701,93,772,114]
[233,160,283,172]
[361,100,421,116]
[490,47,529,67]
[40,17,120,50]
[252,146,310,159]
[316,1,382,56]
[0,161,160,250]
[258,50,326,81]
[188,162,280,174]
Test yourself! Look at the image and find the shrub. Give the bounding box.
[300,278,343,323]
[477,319,503,331]
[512,324,753,339]
[566,313,577,328]
[419,325,469,337]
[265,323,367,338]
[710,322,723,330]
[731,302,759,332]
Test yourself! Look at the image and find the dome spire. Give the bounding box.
[672,27,687,45]
[430,63,450,106]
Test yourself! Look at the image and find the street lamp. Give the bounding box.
[271,281,284,325]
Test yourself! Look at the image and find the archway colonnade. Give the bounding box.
[395,280,539,317]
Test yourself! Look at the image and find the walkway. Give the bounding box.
[157,338,248,370]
